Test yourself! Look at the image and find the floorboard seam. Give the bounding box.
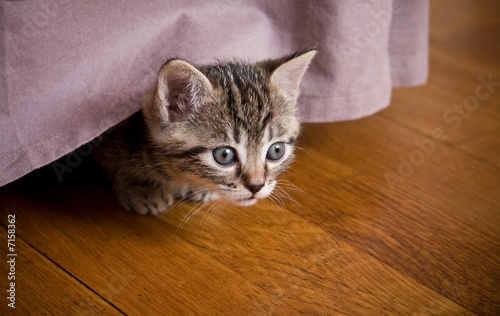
[8,228,130,316]
[377,113,500,170]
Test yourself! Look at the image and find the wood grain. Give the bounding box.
[1,0,499,315]
[0,231,121,315]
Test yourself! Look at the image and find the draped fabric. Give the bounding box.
[0,0,429,186]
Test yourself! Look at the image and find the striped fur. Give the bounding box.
[94,48,316,215]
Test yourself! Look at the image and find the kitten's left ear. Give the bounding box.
[265,48,317,103]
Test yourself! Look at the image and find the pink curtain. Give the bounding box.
[0,0,428,186]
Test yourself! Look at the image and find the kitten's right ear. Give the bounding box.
[148,59,213,124]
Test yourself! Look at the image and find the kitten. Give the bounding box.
[94,48,316,215]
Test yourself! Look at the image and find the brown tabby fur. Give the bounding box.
[94,48,316,215]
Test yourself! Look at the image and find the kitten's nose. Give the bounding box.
[246,183,264,195]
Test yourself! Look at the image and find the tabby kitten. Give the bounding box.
[94,48,316,215]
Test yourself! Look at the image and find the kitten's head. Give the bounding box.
[143,48,316,206]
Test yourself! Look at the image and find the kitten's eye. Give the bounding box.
[213,147,236,165]
[267,142,285,161]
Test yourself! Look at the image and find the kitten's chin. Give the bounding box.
[233,197,258,207]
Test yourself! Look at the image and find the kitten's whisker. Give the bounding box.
[196,211,213,240]
[278,185,301,203]
[176,187,213,207]
[275,185,301,200]
[198,196,230,241]
[267,193,281,208]
[156,187,210,221]
[274,188,293,208]
[269,191,289,220]
[278,179,326,200]
[274,184,301,208]
[277,180,307,195]
[177,189,231,239]
[269,191,286,209]
[175,201,207,237]
[294,145,313,158]
[186,202,209,231]
[197,199,222,238]
[135,162,166,169]
[279,172,311,178]
[157,198,188,221]
[268,192,280,205]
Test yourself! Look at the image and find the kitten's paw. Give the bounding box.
[116,182,174,216]
[181,189,218,203]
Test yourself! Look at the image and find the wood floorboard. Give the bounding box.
[383,63,500,145]
[0,171,474,315]
[456,132,500,168]
[291,173,499,314]
[300,118,500,236]
[0,175,298,315]
[0,229,122,315]
[1,0,499,315]
[165,205,473,315]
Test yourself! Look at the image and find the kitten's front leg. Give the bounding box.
[114,179,174,216]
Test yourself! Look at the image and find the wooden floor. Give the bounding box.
[1,1,499,315]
